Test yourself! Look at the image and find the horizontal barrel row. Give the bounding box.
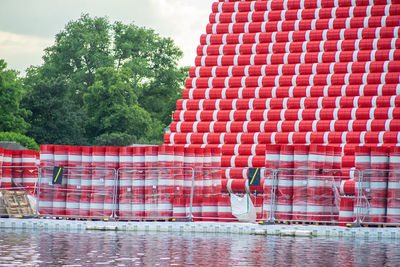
[187,73,400,88]
[194,50,400,66]
[200,27,400,45]
[205,16,400,35]
[170,119,400,133]
[165,131,400,145]
[182,85,400,99]
[213,0,397,13]
[209,5,400,23]
[177,96,400,110]
[189,61,400,78]
[197,39,400,56]
[0,148,39,193]
[173,108,400,121]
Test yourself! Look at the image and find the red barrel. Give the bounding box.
[339,197,354,226]
[217,194,235,222]
[144,146,158,196]
[132,195,145,218]
[66,146,81,217]
[174,146,185,197]
[265,145,280,169]
[387,147,400,223]
[368,198,387,223]
[340,180,356,195]
[12,150,23,189]
[158,194,173,219]
[21,150,38,194]
[211,147,222,195]
[158,145,175,196]
[145,195,158,218]
[194,148,204,197]
[104,147,119,217]
[307,145,330,222]
[184,147,196,196]
[38,145,54,215]
[201,196,218,221]
[369,147,389,200]
[118,147,133,219]
[90,146,105,218]
[53,145,68,216]
[173,197,187,219]
[0,148,3,188]
[276,145,293,221]
[292,145,309,221]
[203,148,213,196]
[79,146,92,217]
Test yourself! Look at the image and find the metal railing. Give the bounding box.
[2,166,399,226]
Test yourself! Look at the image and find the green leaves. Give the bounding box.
[0,59,30,134]
[18,14,188,146]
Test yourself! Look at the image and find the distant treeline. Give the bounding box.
[0,14,188,149]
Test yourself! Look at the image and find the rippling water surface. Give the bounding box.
[1,228,400,266]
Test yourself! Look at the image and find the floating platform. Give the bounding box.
[2,218,400,239]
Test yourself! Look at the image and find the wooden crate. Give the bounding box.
[1,190,33,217]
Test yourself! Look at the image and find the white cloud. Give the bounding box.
[0,31,53,73]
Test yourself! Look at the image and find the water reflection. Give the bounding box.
[0,228,400,266]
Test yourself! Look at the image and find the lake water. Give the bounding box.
[1,229,400,266]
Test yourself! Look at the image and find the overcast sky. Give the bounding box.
[0,0,216,74]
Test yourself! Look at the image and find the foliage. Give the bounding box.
[0,60,30,134]
[21,14,187,146]
[0,132,39,151]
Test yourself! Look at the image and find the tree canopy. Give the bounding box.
[17,14,187,146]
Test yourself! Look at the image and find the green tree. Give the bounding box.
[22,66,87,145]
[0,59,30,133]
[22,14,187,145]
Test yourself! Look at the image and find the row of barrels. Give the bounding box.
[340,146,400,224]
[37,145,221,218]
[0,148,39,193]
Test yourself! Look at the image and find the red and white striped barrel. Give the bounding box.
[66,146,81,217]
[217,194,235,222]
[339,197,354,226]
[158,194,173,219]
[387,147,400,223]
[0,148,3,188]
[211,147,222,195]
[276,145,294,221]
[202,196,218,221]
[118,147,133,219]
[158,145,175,196]
[90,146,105,218]
[132,147,145,195]
[174,146,185,197]
[369,147,389,200]
[145,146,158,196]
[2,149,13,190]
[21,150,39,194]
[292,145,309,221]
[265,145,280,169]
[145,195,158,218]
[189,197,202,220]
[222,178,263,193]
[340,180,356,195]
[38,145,54,215]
[203,148,213,196]
[263,145,280,220]
[79,146,92,217]
[104,147,119,217]
[12,150,23,189]
[194,148,204,197]
[173,197,187,219]
[53,145,68,216]
[132,195,145,218]
[355,146,371,194]
[307,145,330,222]
[368,198,387,223]
[184,147,196,196]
